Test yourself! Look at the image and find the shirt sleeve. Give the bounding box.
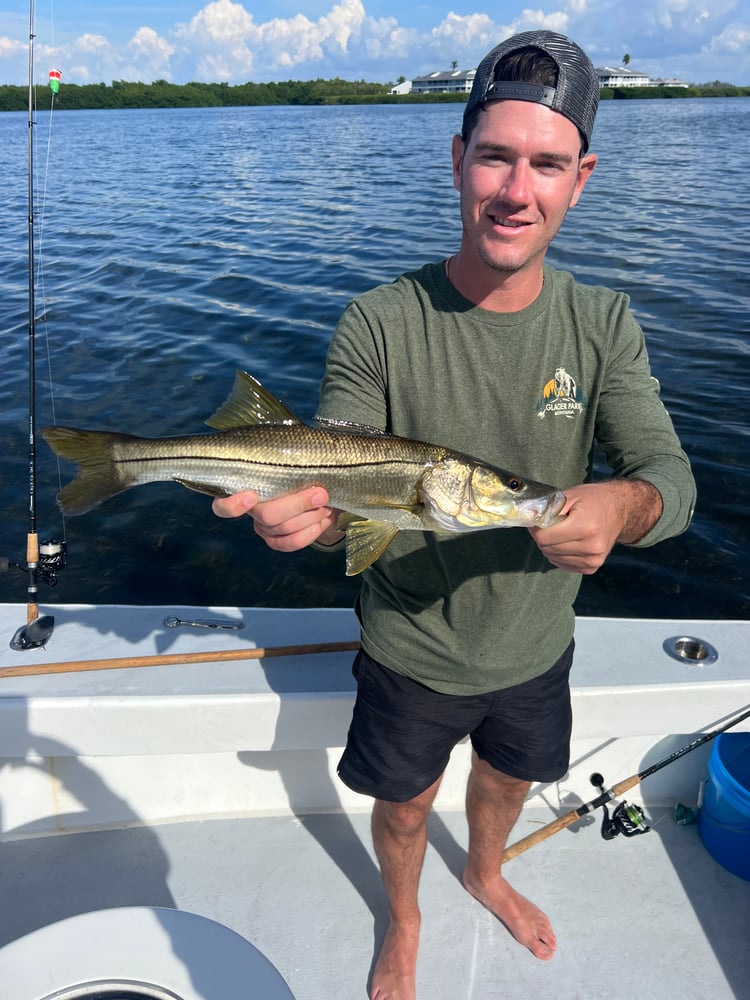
[316,298,390,431]
[594,300,696,547]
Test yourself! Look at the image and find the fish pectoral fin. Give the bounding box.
[340,519,400,576]
[174,478,227,498]
[206,370,301,430]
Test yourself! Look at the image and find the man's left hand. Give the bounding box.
[529,480,662,575]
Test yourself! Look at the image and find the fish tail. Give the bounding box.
[42,426,129,515]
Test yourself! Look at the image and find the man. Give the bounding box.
[214,30,696,1000]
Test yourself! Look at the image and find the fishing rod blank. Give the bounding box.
[10,0,64,651]
[24,0,42,629]
[502,704,750,863]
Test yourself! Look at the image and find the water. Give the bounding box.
[0,99,748,618]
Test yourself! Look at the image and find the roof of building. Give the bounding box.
[412,69,475,84]
[596,65,648,77]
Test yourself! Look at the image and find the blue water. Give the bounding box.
[0,99,748,617]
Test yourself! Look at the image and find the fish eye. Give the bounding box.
[507,478,524,492]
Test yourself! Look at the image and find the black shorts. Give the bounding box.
[337,642,574,803]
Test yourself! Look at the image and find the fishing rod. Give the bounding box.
[502,703,750,863]
[9,0,66,652]
[0,639,361,679]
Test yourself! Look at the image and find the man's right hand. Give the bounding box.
[212,487,344,552]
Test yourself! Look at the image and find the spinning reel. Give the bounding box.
[590,772,650,841]
[37,537,67,586]
[2,537,67,587]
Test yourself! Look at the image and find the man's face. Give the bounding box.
[452,100,596,280]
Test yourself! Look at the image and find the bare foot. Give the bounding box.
[462,870,557,960]
[370,917,420,999]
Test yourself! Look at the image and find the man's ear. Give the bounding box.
[570,152,597,208]
[451,133,466,192]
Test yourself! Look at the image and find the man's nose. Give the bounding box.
[499,159,532,204]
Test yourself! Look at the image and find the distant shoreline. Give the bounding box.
[1,79,748,113]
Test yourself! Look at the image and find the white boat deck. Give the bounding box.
[1,804,748,999]
[1,605,748,998]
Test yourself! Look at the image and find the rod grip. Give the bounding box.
[26,532,39,563]
[502,811,583,862]
[502,773,644,863]
[609,774,642,798]
[26,531,39,623]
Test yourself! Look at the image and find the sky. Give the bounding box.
[1,0,748,87]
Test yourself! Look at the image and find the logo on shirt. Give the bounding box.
[536,367,586,420]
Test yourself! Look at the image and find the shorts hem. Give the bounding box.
[337,757,447,804]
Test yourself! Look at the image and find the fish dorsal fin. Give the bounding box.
[206,371,301,430]
[314,416,387,437]
[337,515,400,576]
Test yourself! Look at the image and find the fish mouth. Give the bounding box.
[518,489,567,527]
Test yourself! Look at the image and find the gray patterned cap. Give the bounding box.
[463,30,599,151]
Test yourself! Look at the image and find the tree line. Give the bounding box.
[601,84,749,99]
[0,76,746,113]
[0,78,393,112]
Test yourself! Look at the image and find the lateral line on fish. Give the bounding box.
[113,454,426,472]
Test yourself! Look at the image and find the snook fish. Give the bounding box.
[42,371,566,575]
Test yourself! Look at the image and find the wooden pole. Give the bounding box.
[0,639,360,679]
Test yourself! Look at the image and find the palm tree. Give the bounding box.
[623,53,631,67]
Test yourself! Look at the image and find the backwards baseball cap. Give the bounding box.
[463,30,599,151]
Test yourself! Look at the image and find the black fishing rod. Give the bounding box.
[503,703,750,862]
[9,0,65,651]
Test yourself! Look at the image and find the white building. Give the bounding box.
[409,69,476,95]
[651,77,690,88]
[596,66,689,88]
[597,66,651,87]
[392,64,689,97]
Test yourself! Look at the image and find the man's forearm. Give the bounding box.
[610,478,664,545]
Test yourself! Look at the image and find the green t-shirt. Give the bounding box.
[317,262,695,695]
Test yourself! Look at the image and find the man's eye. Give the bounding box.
[537,160,566,172]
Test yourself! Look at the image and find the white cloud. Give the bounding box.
[696,22,750,81]
[0,35,26,60]
[319,0,367,50]
[417,8,571,73]
[171,0,368,79]
[176,0,257,42]
[705,22,750,54]
[76,33,111,55]
[129,27,176,67]
[360,19,416,61]
[511,8,570,34]
[619,0,736,39]
[172,0,257,79]
[0,0,746,87]
[430,11,496,46]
